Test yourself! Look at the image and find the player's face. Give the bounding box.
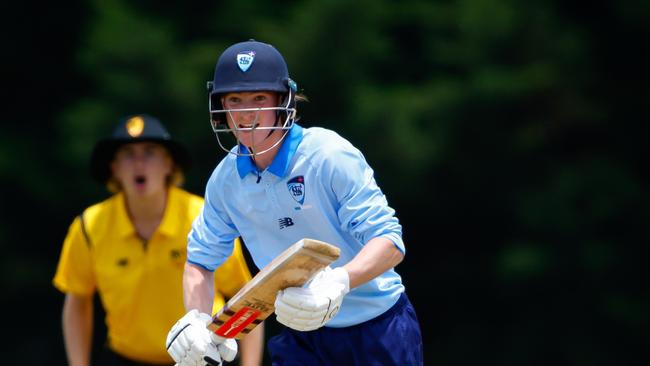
[111,142,173,198]
[221,91,280,150]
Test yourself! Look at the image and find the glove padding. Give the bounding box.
[166,309,238,366]
[275,266,350,331]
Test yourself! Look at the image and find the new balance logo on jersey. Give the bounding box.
[278,217,294,229]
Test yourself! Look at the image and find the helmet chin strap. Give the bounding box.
[235,113,288,158]
[260,90,288,141]
[241,126,285,158]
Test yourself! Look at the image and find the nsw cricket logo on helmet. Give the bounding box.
[236,51,255,72]
[207,40,298,156]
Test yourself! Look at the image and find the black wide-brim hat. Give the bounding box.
[90,114,191,183]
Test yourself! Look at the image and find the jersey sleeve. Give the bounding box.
[323,143,405,254]
[213,238,253,301]
[187,171,240,271]
[52,216,96,295]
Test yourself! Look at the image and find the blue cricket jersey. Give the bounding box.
[188,124,405,327]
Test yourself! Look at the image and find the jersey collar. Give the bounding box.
[236,124,304,179]
[114,187,182,239]
[115,192,135,238]
[157,186,183,237]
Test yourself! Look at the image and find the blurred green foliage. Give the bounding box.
[2,0,648,365]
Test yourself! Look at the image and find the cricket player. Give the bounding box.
[53,115,263,366]
[166,40,423,365]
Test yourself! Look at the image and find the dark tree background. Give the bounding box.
[1,0,648,365]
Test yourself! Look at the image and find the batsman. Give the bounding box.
[166,39,424,365]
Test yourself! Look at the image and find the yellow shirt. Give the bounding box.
[53,187,252,364]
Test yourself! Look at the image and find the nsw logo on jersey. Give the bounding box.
[236,51,256,72]
[287,176,305,205]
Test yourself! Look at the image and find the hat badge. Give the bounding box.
[236,51,256,72]
[126,116,145,137]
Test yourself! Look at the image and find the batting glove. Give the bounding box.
[274,266,350,331]
[166,309,238,366]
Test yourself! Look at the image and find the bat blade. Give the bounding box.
[208,238,341,339]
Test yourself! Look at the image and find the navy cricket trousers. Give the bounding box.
[268,292,424,365]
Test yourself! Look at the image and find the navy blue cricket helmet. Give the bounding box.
[207,39,299,156]
[210,39,293,94]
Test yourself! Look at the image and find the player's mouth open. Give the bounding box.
[135,175,147,187]
[238,123,257,129]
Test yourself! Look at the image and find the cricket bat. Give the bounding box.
[207,238,341,339]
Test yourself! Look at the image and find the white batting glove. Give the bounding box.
[274,266,350,331]
[166,309,238,366]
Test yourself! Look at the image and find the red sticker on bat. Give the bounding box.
[214,307,261,338]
